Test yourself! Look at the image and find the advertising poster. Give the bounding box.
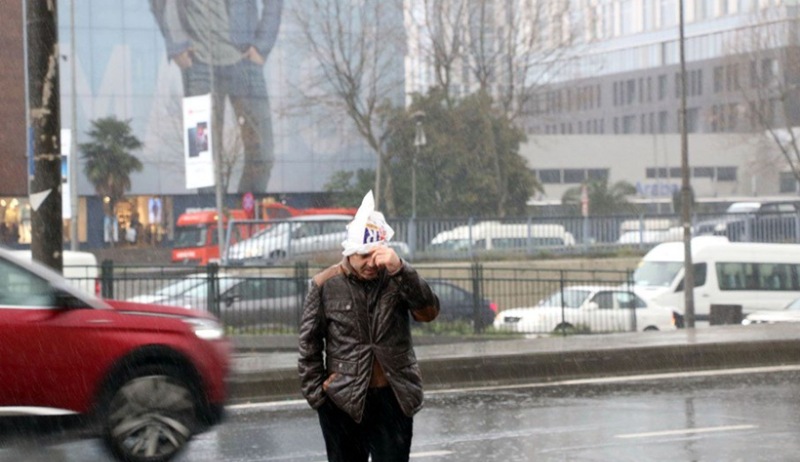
[182,94,215,189]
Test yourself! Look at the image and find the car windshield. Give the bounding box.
[726,203,759,213]
[634,261,683,287]
[173,225,207,248]
[154,277,206,297]
[538,289,591,308]
[250,222,293,239]
[181,277,244,297]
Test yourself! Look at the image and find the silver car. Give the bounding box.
[128,273,306,328]
[226,214,353,262]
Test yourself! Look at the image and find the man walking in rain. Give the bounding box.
[298,191,440,462]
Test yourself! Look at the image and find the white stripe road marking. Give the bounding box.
[615,425,757,439]
[411,451,454,458]
[227,364,800,411]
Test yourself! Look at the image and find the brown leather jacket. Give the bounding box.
[297,258,439,423]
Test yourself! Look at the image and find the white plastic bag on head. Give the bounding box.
[342,190,394,256]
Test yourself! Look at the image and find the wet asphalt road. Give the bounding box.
[2,367,800,461]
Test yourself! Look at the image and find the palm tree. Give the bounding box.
[79,116,144,223]
[562,178,638,216]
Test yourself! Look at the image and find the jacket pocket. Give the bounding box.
[324,299,358,338]
[328,357,358,376]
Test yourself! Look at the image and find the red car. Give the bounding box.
[0,247,231,461]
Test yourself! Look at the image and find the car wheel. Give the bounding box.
[102,365,198,462]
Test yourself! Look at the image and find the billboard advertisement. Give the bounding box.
[58,0,376,198]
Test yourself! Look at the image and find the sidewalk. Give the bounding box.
[227,323,800,404]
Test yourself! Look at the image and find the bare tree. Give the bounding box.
[408,0,579,215]
[408,0,468,105]
[730,9,800,185]
[489,0,577,121]
[291,0,406,214]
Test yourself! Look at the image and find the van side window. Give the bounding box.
[717,262,800,291]
[675,263,707,291]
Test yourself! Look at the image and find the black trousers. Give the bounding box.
[317,387,413,462]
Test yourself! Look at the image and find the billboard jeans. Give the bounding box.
[182,59,275,193]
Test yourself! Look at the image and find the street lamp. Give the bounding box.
[412,111,426,220]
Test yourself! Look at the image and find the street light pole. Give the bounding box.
[411,111,426,259]
[679,0,696,328]
[412,112,426,220]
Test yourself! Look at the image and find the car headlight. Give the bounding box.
[183,318,225,340]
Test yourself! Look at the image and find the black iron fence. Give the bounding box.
[62,261,679,337]
[218,211,800,265]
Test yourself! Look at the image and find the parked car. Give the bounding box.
[426,279,497,329]
[696,200,800,243]
[226,214,352,263]
[493,285,677,334]
[128,273,306,328]
[742,297,800,325]
[0,246,231,462]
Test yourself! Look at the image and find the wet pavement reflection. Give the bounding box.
[2,369,799,461]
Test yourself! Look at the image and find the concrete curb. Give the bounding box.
[227,329,800,404]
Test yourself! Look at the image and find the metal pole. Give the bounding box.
[26,0,63,272]
[412,143,418,220]
[679,0,696,328]
[69,0,78,250]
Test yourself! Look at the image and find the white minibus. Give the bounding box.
[633,236,800,319]
[430,221,575,252]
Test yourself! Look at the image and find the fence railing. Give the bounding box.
[218,211,800,265]
[60,261,671,337]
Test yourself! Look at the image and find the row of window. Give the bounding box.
[535,168,610,185]
[645,166,737,181]
[585,0,782,43]
[531,95,786,135]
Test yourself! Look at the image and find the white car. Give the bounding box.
[494,285,678,334]
[226,214,352,262]
[742,298,800,325]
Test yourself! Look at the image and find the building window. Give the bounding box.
[622,115,636,133]
[716,167,737,182]
[658,111,669,132]
[538,169,561,184]
[726,63,739,91]
[686,108,699,133]
[713,66,723,93]
[587,169,609,181]
[564,169,587,183]
[646,167,668,179]
[693,167,714,178]
[658,74,667,100]
[627,79,636,104]
[669,167,682,178]
[780,172,798,193]
[728,103,739,131]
